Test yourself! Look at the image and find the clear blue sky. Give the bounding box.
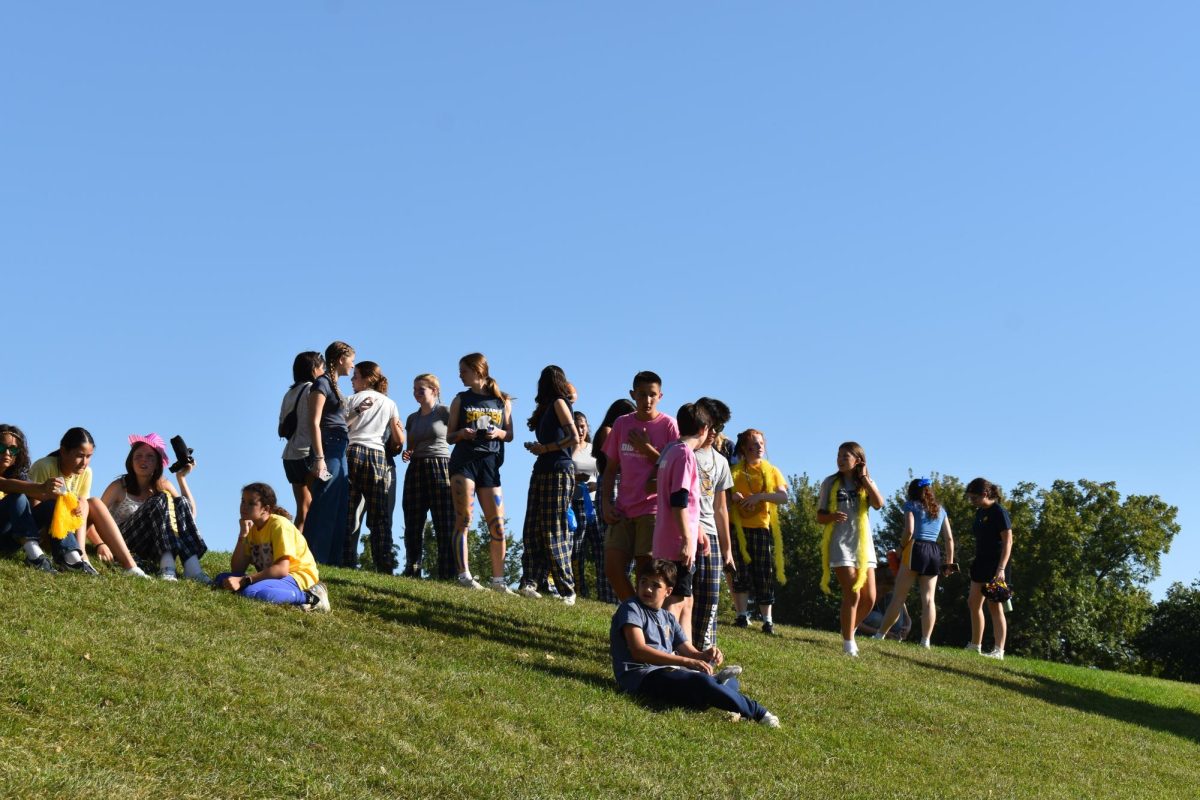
[3,3,1196,596]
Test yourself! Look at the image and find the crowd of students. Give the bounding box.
[0,345,1016,727]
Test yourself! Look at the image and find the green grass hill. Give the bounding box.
[2,555,1199,800]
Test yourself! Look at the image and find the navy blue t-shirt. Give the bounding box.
[972,503,1011,562]
[609,598,688,694]
[312,374,347,433]
[449,389,506,469]
[533,400,575,473]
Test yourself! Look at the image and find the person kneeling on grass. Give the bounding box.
[215,482,329,612]
[609,558,779,727]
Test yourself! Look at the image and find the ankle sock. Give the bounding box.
[182,555,205,579]
[843,639,858,655]
[920,638,931,648]
[966,642,982,652]
[160,552,177,575]
[22,541,46,560]
[62,549,83,566]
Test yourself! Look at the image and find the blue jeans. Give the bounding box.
[638,668,767,722]
[0,493,39,546]
[215,572,307,605]
[305,429,349,566]
[29,497,83,558]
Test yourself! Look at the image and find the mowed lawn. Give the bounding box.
[1,556,1198,800]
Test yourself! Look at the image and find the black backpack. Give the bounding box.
[278,385,310,439]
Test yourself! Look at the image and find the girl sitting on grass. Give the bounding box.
[216,482,329,611]
[0,423,64,571]
[29,427,147,577]
[99,433,210,582]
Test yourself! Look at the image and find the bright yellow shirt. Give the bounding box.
[731,462,785,529]
[29,456,92,500]
[245,514,319,591]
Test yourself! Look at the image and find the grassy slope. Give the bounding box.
[1,556,1198,800]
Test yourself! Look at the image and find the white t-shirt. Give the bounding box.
[347,390,399,451]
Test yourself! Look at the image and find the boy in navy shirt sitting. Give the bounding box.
[609,559,780,727]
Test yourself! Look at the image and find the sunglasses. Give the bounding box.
[0,445,20,456]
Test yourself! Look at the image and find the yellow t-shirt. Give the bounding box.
[245,514,319,591]
[29,456,92,501]
[732,462,785,529]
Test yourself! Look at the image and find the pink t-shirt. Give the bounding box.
[602,412,679,518]
[652,441,701,561]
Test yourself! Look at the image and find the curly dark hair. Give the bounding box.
[0,423,31,479]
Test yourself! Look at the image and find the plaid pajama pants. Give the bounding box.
[119,493,208,569]
[691,531,722,649]
[402,456,456,579]
[345,444,396,573]
[570,484,615,602]
[521,469,575,597]
[731,526,775,606]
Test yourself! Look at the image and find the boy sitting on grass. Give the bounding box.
[609,558,780,727]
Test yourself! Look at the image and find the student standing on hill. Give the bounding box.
[650,402,712,642]
[691,398,735,650]
[29,427,147,577]
[568,411,607,601]
[964,477,1012,660]
[401,373,455,579]
[447,353,515,592]
[0,424,65,572]
[816,442,885,657]
[215,482,329,611]
[729,429,789,635]
[99,433,210,582]
[305,341,355,566]
[601,372,679,602]
[590,399,635,603]
[279,351,324,531]
[520,365,581,604]
[344,361,404,572]
[874,478,956,648]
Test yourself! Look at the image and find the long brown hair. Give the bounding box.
[830,441,868,486]
[123,442,165,495]
[356,361,388,395]
[965,477,1001,501]
[0,423,31,479]
[527,364,571,430]
[460,352,506,400]
[907,479,941,517]
[323,341,355,406]
[241,482,294,521]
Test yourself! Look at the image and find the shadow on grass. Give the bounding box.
[325,575,610,667]
[876,648,1200,745]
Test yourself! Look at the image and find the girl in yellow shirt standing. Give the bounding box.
[216,482,329,611]
[729,429,788,635]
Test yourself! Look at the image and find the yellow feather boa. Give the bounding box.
[820,475,871,595]
[49,492,80,540]
[731,459,786,585]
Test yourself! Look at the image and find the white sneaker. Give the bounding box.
[160,572,179,582]
[983,648,1005,660]
[714,665,743,684]
[489,580,516,595]
[519,584,542,599]
[560,593,576,606]
[126,566,151,579]
[457,575,485,590]
[965,643,982,652]
[303,582,331,613]
[758,712,781,728]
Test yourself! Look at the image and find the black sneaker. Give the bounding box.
[762,621,775,635]
[734,615,749,628]
[62,559,101,577]
[25,554,56,574]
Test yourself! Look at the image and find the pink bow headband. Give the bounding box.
[128,433,170,467]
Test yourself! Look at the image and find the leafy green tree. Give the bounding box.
[1013,480,1176,668]
[1136,580,1200,683]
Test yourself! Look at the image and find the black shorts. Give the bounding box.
[905,540,942,577]
[451,453,502,489]
[283,457,310,485]
[670,559,696,598]
[971,559,1010,585]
